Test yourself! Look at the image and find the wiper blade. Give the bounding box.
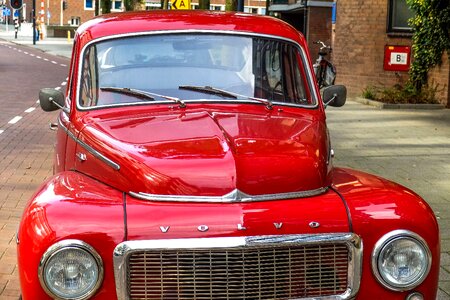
[179,85,238,99]
[100,87,155,101]
[179,85,273,110]
[100,87,186,108]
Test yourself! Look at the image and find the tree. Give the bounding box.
[199,0,210,10]
[123,0,145,10]
[225,0,237,11]
[406,0,450,90]
[101,0,112,13]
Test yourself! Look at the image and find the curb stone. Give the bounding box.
[353,97,446,109]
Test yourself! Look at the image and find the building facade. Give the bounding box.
[268,0,334,58]
[333,0,449,106]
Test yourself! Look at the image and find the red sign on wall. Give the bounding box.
[383,45,411,72]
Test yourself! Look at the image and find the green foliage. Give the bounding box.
[362,83,440,104]
[225,0,237,11]
[101,0,111,13]
[406,0,450,90]
[198,0,210,9]
[123,0,144,10]
[361,86,377,100]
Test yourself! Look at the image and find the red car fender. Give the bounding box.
[332,167,440,299]
[17,171,125,300]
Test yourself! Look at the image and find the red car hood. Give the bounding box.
[76,106,330,197]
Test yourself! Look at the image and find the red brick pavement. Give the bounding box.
[0,93,59,300]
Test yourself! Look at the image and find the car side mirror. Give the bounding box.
[322,85,347,108]
[39,88,65,112]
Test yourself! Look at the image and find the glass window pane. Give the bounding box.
[390,0,414,31]
[80,34,315,108]
[85,0,93,8]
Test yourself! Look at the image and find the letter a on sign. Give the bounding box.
[171,0,190,9]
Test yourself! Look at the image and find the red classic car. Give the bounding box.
[17,10,439,300]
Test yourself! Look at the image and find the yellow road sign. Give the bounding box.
[171,0,190,9]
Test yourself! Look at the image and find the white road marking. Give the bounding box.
[55,87,61,90]
[61,82,67,86]
[8,116,22,124]
[44,58,49,61]
[51,61,57,64]
[24,52,28,54]
[36,56,41,59]
[25,107,36,113]
[30,54,35,57]
[60,64,67,67]
[0,130,4,135]
[36,100,40,103]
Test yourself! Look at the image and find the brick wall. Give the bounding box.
[46,0,96,26]
[333,0,412,97]
[307,7,332,60]
[428,53,450,107]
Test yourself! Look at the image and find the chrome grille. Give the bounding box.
[128,244,348,299]
[114,234,362,300]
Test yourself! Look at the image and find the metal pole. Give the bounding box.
[32,0,36,44]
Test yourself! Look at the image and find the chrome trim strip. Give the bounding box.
[39,239,104,300]
[76,29,319,111]
[58,118,121,171]
[113,233,362,300]
[129,187,328,203]
[371,229,432,292]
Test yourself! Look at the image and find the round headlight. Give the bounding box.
[39,240,103,300]
[372,230,431,291]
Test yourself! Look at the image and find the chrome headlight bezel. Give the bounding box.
[39,239,104,300]
[371,230,431,291]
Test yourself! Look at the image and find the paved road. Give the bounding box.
[327,101,450,299]
[0,41,69,125]
[0,38,68,299]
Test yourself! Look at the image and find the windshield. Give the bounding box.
[78,34,315,108]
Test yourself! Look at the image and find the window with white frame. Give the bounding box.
[70,16,80,26]
[112,0,122,11]
[85,0,93,10]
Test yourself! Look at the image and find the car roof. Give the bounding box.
[76,10,306,47]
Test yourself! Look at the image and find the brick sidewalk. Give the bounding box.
[0,103,58,299]
[327,100,450,299]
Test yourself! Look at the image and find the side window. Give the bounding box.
[80,46,99,107]
[288,49,309,104]
[265,45,282,95]
[255,39,311,104]
[388,0,414,33]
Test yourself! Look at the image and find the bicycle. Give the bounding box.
[313,40,336,88]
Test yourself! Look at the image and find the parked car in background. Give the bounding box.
[17,10,439,300]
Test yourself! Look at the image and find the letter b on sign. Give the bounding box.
[390,52,407,65]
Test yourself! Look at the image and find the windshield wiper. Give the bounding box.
[179,85,238,99]
[100,87,186,108]
[100,87,155,101]
[179,85,273,110]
